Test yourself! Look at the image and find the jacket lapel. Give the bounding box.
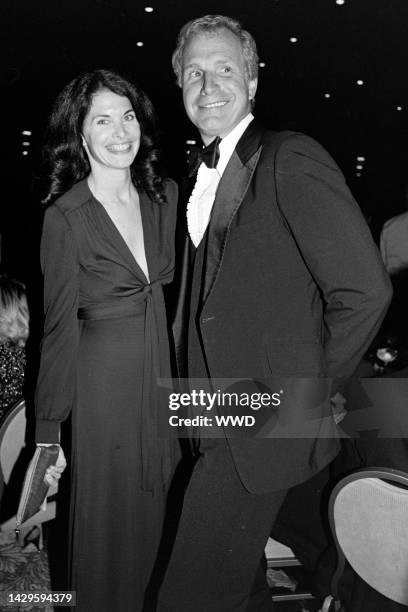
[201,120,264,305]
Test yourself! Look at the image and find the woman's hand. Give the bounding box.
[37,444,67,487]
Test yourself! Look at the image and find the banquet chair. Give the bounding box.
[321,467,408,611]
[0,398,57,546]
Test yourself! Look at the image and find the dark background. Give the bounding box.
[2,0,408,279]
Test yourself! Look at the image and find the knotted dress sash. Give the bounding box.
[77,280,173,492]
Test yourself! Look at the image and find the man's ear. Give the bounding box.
[248,78,258,101]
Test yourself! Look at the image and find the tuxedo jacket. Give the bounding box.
[173,121,392,494]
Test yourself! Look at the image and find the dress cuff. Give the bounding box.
[35,419,61,444]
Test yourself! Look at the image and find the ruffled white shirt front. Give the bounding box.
[187,113,254,247]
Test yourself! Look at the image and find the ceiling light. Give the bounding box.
[186,140,196,145]
[289,37,298,43]
[356,165,363,170]
[324,93,331,99]
[136,41,144,47]
[22,151,28,156]
[336,0,345,5]
[357,156,365,162]
[144,6,154,12]
[22,141,30,146]
[356,172,361,177]
[397,106,403,111]
[22,130,32,136]
[259,62,266,68]
[356,79,364,86]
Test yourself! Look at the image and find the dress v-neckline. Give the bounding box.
[90,187,151,284]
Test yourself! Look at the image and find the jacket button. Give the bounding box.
[201,316,215,324]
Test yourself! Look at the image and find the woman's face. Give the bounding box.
[81,88,140,173]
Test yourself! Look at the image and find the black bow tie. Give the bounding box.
[188,137,221,177]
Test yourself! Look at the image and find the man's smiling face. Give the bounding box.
[182,28,257,145]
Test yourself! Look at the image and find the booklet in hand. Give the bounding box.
[16,445,60,532]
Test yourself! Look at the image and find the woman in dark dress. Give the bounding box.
[35,69,179,611]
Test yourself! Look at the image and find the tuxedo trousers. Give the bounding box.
[157,437,287,611]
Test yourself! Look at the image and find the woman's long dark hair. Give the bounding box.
[42,69,166,205]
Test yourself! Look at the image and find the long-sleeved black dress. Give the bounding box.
[35,178,179,611]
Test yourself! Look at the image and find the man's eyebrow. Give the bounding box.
[183,62,200,71]
[183,57,236,72]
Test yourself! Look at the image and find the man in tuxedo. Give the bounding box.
[158,14,391,611]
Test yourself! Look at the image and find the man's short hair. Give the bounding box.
[172,14,259,87]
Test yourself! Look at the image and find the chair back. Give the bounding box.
[0,398,26,484]
[329,468,408,606]
[0,398,58,539]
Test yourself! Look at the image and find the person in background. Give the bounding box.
[380,186,408,275]
[34,69,179,611]
[0,275,29,421]
[157,14,392,611]
[379,186,408,347]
